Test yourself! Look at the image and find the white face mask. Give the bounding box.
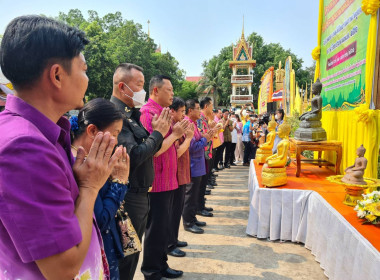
[123,83,146,106]
[275,114,279,120]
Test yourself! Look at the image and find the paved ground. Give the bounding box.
[134,164,327,280]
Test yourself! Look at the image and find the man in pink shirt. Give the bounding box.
[140,75,188,280]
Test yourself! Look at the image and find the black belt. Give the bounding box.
[128,187,151,193]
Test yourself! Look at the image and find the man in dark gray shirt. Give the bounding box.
[110,63,170,280]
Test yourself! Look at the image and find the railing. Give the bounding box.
[230,95,253,103]
[231,75,253,83]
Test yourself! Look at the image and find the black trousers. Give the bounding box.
[223,141,232,166]
[167,184,187,252]
[141,190,175,280]
[229,143,236,164]
[198,158,212,211]
[214,146,223,168]
[212,148,218,169]
[218,142,225,165]
[118,192,149,280]
[182,176,202,226]
[243,141,250,164]
[243,141,257,164]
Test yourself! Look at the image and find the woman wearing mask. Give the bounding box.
[70,98,130,280]
[272,108,285,153]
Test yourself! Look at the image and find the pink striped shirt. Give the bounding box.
[140,98,178,192]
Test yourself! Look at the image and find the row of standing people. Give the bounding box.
[0,16,218,280]
[0,15,285,280]
[89,64,222,280]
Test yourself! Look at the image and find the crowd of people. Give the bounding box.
[0,16,285,280]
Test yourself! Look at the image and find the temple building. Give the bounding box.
[229,22,256,107]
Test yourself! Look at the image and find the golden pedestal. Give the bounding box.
[255,150,272,164]
[262,166,287,187]
[343,185,368,206]
[326,175,380,207]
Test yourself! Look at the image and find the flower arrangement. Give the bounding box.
[354,190,380,224]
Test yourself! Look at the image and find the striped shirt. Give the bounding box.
[197,112,213,159]
[140,98,178,192]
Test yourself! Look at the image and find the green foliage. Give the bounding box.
[287,112,300,138]
[57,9,184,100]
[302,150,314,159]
[198,45,233,106]
[175,80,198,100]
[201,32,314,107]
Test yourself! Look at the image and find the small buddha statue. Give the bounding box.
[255,115,277,164]
[341,145,367,185]
[294,78,327,141]
[261,116,291,187]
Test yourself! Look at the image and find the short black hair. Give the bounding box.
[185,99,199,114]
[0,15,89,90]
[149,75,171,95]
[169,97,185,111]
[222,109,229,113]
[200,97,212,109]
[71,98,124,142]
[213,108,218,113]
[114,63,144,83]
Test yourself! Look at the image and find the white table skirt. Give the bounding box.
[246,160,380,280]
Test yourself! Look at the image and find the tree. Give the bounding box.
[57,9,184,100]
[198,46,233,106]
[175,80,198,100]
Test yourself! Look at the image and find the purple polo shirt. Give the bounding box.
[0,95,106,279]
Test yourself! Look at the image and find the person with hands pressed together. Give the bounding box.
[70,98,130,280]
[140,75,188,280]
[110,63,170,280]
[197,97,216,217]
[0,16,123,280]
[182,99,212,235]
[221,109,234,168]
[167,97,194,258]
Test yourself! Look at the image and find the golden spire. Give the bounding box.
[147,20,150,38]
[241,15,245,40]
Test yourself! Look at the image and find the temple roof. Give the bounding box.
[229,24,256,68]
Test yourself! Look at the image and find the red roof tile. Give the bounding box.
[186,76,203,83]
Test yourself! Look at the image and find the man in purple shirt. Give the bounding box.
[182,99,213,235]
[0,16,123,279]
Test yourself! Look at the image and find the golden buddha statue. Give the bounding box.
[255,115,277,164]
[261,116,291,187]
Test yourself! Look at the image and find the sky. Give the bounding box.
[0,0,319,76]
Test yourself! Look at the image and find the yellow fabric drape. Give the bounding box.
[322,111,380,178]
[315,0,380,178]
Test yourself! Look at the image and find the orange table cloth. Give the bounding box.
[253,161,380,251]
